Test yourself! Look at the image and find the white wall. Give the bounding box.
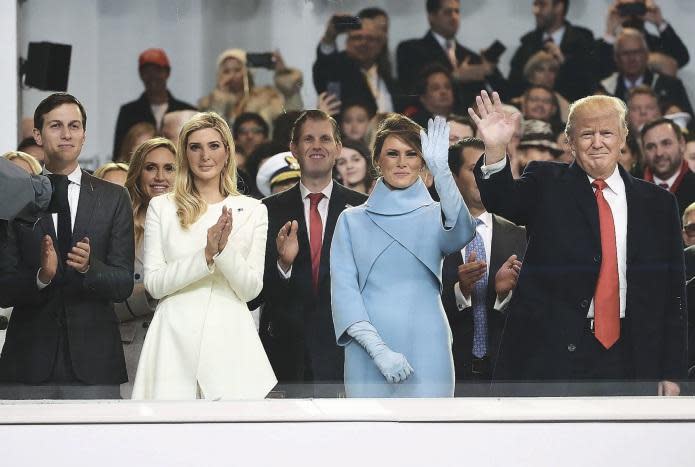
[0,0,17,153]
[11,0,695,166]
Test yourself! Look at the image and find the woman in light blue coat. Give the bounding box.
[331,115,476,397]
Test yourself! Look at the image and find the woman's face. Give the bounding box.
[139,147,176,200]
[341,106,370,142]
[377,135,423,189]
[186,128,229,186]
[531,64,558,88]
[218,57,245,93]
[336,147,368,187]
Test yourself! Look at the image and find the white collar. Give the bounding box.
[653,168,681,189]
[544,25,566,45]
[299,179,334,200]
[44,164,82,186]
[431,30,454,50]
[476,211,493,228]
[587,165,624,197]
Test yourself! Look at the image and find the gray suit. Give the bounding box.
[0,157,51,222]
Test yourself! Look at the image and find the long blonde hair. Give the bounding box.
[124,137,177,247]
[93,162,129,180]
[175,112,239,228]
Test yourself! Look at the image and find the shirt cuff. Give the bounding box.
[480,156,507,179]
[454,282,472,311]
[494,290,513,312]
[319,42,337,56]
[36,269,50,290]
[277,261,292,279]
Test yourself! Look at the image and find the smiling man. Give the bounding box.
[252,110,367,397]
[470,90,687,396]
[0,93,134,399]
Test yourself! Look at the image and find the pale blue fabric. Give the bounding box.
[331,176,475,397]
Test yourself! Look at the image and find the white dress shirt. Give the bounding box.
[481,158,627,318]
[543,25,566,45]
[277,180,334,279]
[37,165,83,289]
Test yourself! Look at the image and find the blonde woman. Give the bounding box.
[93,162,129,186]
[132,112,276,400]
[117,137,176,398]
[2,151,42,175]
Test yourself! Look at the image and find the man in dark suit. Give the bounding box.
[396,0,508,109]
[254,110,367,398]
[508,0,598,102]
[0,93,134,399]
[601,29,693,116]
[470,90,686,396]
[442,137,527,396]
[641,118,695,217]
[112,48,196,160]
[313,14,399,114]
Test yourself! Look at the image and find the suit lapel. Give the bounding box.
[424,31,453,71]
[318,183,345,288]
[567,162,601,248]
[486,216,506,304]
[622,168,643,264]
[72,171,97,244]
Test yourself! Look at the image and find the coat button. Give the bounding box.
[567,344,576,352]
[580,299,589,308]
[134,273,141,280]
[594,255,601,263]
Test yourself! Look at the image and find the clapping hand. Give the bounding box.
[276,220,299,273]
[467,90,521,164]
[494,254,522,300]
[205,206,233,265]
[457,250,487,297]
[38,235,58,284]
[67,237,91,273]
[420,116,451,176]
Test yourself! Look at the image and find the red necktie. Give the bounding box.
[592,179,620,349]
[659,182,669,190]
[308,193,324,293]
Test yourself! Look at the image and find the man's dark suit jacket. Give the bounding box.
[0,172,134,384]
[508,21,598,102]
[601,70,694,117]
[396,31,509,108]
[672,170,695,218]
[112,91,196,160]
[312,46,401,113]
[254,182,367,391]
[442,214,527,381]
[474,158,687,384]
[597,24,690,79]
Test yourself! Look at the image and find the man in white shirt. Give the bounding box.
[442,137,526,395]
[254,110,367,397]
[470,90,686,396]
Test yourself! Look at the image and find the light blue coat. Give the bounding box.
[331,176,475,397]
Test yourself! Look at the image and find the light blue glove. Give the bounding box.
[420,116,463,228]
[347,321,414,383]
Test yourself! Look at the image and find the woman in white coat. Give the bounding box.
[132,112,276,400]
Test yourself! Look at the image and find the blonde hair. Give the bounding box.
[565,95,628,139]
[174,112,239,228]
[117,122,156,163]
[94,162,129,181]
[124,137,177,247]
[2,150,42,175]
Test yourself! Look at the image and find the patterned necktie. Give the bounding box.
[308,193,324,293]
[592,179,620,349]
[468,218,488,358]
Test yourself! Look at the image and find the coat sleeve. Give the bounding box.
[330,212,372,346]
[143,197,213,300]
[214,202,267,303]
[434,169,476,256]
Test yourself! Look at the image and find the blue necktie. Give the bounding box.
[468,218,488,358]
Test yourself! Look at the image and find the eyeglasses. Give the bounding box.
[683,223,695,236]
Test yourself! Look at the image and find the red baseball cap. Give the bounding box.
[138,48,170,69]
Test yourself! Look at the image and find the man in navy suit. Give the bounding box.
[470,90,686,396]
[253,110,367,397]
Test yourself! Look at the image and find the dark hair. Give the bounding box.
[448,137,485,175]
[341,138,375,188]
[290,110,342,147]
[447,114,477,134]
[358,7,387,20]
[415,64,453,97]
[523,83,555,99]
[233,112,269,139]
[641,117,684,142]
[554,0,569,16]
[17,136,39,151]
[426,0,447,14]
[372,113,423,167]
[34,92,87,131]
[272,110,303,149]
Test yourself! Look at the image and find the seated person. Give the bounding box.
[339,100,377,146]
[409,65,456,128]
[522,50,569,121]
[255,151,301,198]
[627,85,662,131]
[232,112,270,170]
[93,162,129,186]
[516,120,564,171]
[447,114,476,144]
[115,122,155,163]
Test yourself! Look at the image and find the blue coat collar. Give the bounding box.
[365,177,434,216]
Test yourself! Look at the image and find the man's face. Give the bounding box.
[615,35,648,79]
[290,119,340,180]
[642,122,685,180]
[420,72,454,116]
[428,0,460,39]
[346,19,382,67]
[568,108,625,179]
[448,121,475,144]
[33,103,85,167]
[522,88,556,121]
[139,64,170,95]
[532,0,562,30]
[453,146,485,212]
[628,93,661,130]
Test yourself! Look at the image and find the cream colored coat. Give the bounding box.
[132,193,276,400]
